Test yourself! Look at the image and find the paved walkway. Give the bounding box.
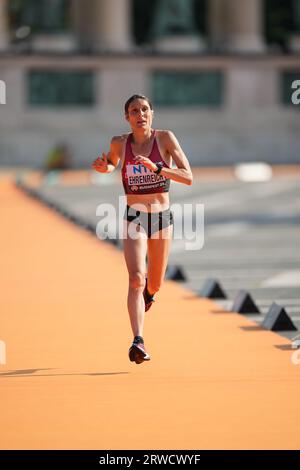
[0,176,299,449]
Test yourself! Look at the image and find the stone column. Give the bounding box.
[290,0,300,52]
[93,0,132,52]
[224,0,265,52]
[208,0,226,51]
[70,0,94,52]
[0,0,9,51]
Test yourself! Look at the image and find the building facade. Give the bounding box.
[0,0,300,167]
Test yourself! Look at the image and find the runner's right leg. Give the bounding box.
[123,221,147,339]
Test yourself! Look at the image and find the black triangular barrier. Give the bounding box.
[85,223,95,234]
[165,265,186,281]
[231,290,260,314]
[199,278,227,299]
[76,217,90,228]
[109,238,119,247]
[262,302,297,331]
[67,213,78,223]
[56,206,68,216]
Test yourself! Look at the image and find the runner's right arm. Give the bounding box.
[91,137,121,174]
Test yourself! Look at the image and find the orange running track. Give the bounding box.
[0,176,299,450]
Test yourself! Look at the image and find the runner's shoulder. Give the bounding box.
[155,129,176,144]
[111,134,130,145]
[155,129,174,139]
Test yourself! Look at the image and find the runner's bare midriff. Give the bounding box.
[126,192,170,212]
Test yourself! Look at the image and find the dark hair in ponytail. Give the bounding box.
[124,94,153,114]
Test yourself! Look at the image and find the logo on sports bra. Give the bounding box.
[125,163,166,187]
[126,163,151,177]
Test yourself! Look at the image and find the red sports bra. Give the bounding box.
[121,130,171,195]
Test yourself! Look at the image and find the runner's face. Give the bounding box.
[126,99,153,130]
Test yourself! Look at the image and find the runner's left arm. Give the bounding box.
[158,131,193,185]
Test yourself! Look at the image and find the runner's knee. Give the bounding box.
[129,271,146,290]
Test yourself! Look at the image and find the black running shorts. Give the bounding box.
[124,205,174,238]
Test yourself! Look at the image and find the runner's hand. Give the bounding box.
[133,155,157,172]
[91,153,109,173]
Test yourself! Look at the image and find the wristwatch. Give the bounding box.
[154,162,164,175]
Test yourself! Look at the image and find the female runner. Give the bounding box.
[92,94,193,364]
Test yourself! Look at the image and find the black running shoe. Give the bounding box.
[143,278,155,312]
[129,337,151,364]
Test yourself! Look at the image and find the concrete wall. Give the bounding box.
[0,55,300,168]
